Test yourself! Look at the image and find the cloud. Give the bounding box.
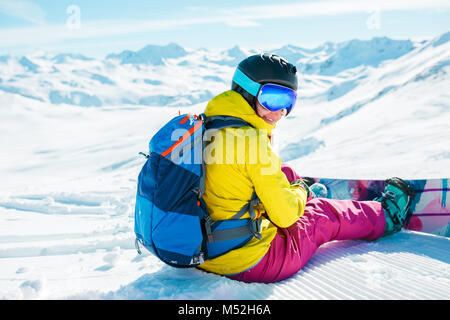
[225,19,261,27]
[0,0,46,25]
[0,0,449,49]
[220,0,450,20]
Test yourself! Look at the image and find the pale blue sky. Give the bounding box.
[0,0,449,57]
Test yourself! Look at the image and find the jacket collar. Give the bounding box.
[204,90,275,136]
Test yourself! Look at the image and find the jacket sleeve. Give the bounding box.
[246,137,308,228]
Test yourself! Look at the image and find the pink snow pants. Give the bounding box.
[227,164,386,283]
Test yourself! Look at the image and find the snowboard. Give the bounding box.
[306,177,450,237]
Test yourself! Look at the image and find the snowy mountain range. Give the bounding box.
[0,33,444,109]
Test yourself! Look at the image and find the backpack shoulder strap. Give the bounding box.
[197,114,254,197]
[198,114,263,253]
[202,114,254,131]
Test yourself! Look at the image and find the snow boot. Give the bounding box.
[298,177,328,198]
[375,177,416,236]
[309,182,328,198]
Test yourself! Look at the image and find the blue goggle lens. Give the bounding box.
[257,84,297,113]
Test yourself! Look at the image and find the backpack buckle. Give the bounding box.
[203,215,215,243]
[135,238,142,255]
[249,217,263,240]
[197,113,206,122]
[190,253,205,265]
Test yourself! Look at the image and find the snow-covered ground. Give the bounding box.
[0,32,449,300]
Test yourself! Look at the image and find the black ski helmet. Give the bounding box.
[231,53,298,114]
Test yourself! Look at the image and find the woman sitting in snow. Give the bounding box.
[197,53,416,283]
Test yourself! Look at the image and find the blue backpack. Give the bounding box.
[134,113,262,267]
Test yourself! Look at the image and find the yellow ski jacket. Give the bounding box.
[198,90,308,275]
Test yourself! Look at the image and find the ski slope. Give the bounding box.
[1,33,450,300]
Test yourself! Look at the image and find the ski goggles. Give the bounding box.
[257,83,297,114]
[232,68,297,114]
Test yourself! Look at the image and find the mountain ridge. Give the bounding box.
[0,32,448,108]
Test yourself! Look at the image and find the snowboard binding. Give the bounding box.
[376,177,416,235]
